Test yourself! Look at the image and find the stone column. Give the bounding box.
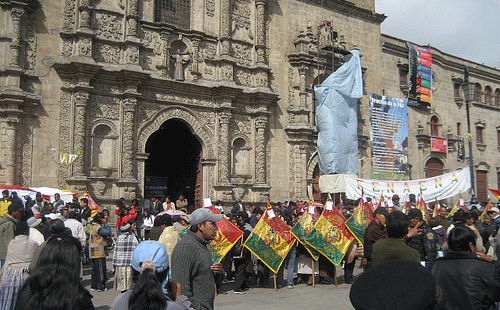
[220,0,231,55]
[218,111,231,184]
[122,98,137,180]
[191,38,201,79]
[73,92,89,177]
[298,65,307,108]
[159,31,171,76]
[3,120,19,185]
[255,116,267,184]
[10,8,24,68]
[255,0,267,64]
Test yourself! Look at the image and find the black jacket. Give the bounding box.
[406,222,437,262]
[430,251,500,310]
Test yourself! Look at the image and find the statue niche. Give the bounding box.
[170,40,191,81]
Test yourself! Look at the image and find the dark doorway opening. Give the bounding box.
[145,119,202,211]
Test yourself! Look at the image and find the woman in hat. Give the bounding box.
[111,241,192,310]
[113,219,139,292]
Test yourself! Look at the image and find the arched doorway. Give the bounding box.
[144,119,202,211]
[425,158,444,178]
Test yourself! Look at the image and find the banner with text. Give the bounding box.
[369,94,409,180]
[345,167,470,202]
[407,42,432,109]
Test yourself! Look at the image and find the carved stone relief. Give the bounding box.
[231,114,251,136]
[197,111,216,132]
[234,68,251,86]
[232,43,252,66]
[155,92,212,107]
[220,64,234,81]
[233,0,252,40]
[93,83,121,94]
[79,38,92,57]
[25,14,37,73]
[62,39,73,57]
[90,95,120,120]
[141,29,163,56]
[126,45,140,64]
[198,41,217,61]
[137,102,160,128]
[203,65,215,79]
[20,118,33,185]
[58,91,73,187]
[254,71,268,87]
[64,0,76,31]
[94,13,123,40]
[94,43,121,64]
[206,0,215,17]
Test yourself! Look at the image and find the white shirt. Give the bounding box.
[65,218,86,247]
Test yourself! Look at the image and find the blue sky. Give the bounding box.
[375,0,500,69]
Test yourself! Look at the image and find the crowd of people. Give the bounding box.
[1,188,500,309]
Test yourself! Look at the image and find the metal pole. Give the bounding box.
[464,66,477,203]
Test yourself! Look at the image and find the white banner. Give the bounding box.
[344,167,470,202]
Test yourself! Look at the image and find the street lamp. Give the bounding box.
[462,66,477,203]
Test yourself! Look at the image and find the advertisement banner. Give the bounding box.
[407,42,432,109]
[369,94,409,180]
[344,167,471,202]
[431,138,448,153]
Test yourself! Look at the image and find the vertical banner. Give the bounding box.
[407,42,432,109]
[369,94,409,180]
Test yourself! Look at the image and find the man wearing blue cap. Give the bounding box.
[171,208,223,310]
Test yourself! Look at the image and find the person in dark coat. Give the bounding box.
[406,208,437,266]
[362,207,389,270]
[430,226,500,310]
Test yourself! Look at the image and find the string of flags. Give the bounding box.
[59,151,82,165]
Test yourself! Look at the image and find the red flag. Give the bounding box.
[416,195,430,222]
[80,190,100,211]
[489,189,500,200]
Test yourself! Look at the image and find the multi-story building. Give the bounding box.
[0,0,498,209]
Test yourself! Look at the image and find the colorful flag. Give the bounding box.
[489,189,500,200]
[206,206,243,263]
[432,201,440,218]
[291,211,320,260]
[79,190,100,210]
[304,208,354,266]
[345,198,374,245]
[479,200,493,222]
[244,208,296,273]
[416,195,430,222]
[448,195,462,218]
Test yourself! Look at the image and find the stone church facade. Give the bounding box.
[0,0,498,208]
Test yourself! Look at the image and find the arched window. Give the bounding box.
[430,116,439,136]
[485,86,492,105]
[231,138,248,175]
[155,0,190,29]
[495,89,500,107]
[425,158,444,178]
[91,125,115,168]
[474,83,482,103]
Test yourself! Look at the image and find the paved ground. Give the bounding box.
[84,257,361,310]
